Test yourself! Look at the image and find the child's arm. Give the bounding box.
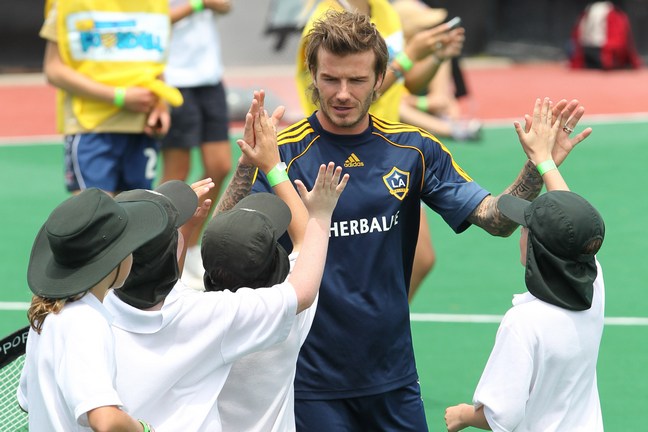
[289,163,349,313]
[43,41,157,114]
[237,106,308,252]
[444,403,490,431]
[212,90,285,215]
[87,405,152,431]
[177,178,215,274]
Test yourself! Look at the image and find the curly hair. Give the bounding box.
[305,10,389,105]
[28,293,86,334]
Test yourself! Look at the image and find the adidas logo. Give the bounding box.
[344,153,364,168]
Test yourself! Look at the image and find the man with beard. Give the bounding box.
[253,10,592,431]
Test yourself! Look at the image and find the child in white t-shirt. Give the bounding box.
[18,188,167,431]
[444,98,605,431]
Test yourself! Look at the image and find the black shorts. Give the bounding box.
[295,380,428,431]
[162,82,229,149]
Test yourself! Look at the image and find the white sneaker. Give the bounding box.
[181,245,206,291]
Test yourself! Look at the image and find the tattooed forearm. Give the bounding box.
[213,163,256,216]
[467,160,544,237]
[502,160,544,200]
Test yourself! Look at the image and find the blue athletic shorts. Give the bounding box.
[64,132,159,193]
[161,82,229,149]
[295,380,428,432]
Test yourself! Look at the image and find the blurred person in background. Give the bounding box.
[162,0,233,289]
[40,0,182,196]
[394,0,482,142]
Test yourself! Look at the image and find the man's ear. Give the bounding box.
[375,72,385,92]
[310,69,317,88]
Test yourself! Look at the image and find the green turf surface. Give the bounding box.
[1,120,646,429]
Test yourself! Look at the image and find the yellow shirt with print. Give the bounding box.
[41,0,182,135]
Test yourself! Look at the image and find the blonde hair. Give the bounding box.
[28,293,86,334]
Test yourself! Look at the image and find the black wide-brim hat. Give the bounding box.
[27,188,168,298]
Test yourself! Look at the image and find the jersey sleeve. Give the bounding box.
[420,136,490,233]
[472,312,533,431]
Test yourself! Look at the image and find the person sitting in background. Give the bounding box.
[394,0,482,142]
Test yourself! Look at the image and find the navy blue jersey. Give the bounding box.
[252,113,490,399]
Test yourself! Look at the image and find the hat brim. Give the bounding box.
[154,181,198,227]
[233,193,291,239]
[497,194,531,226]
[27,200,168,298]
[116,180,198,228]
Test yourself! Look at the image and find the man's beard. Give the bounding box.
[318,90,374,131]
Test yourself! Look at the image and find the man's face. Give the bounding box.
[312,48,382,135]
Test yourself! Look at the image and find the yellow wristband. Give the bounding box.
[190,0,204,12]
[267,162,289,187]
[113,87,126,108]
[394,51,414,72]
[536,159,557,176]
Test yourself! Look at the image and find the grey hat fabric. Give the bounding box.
[27,188,168,298]
[114,181,198,309]
[202,193,292,292]
[498,191,605,310]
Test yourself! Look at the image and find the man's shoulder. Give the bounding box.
[277,118,317,147]
[371,115,442,145]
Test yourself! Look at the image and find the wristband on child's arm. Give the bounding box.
[113,87,126,108]
[138,420,153,432]
[536,159,557,176]
[267,162,289,187]
[190,0,204,12]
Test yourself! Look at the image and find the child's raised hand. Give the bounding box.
[514,97,561,165]
[187,178,215,226]
[237,109,282,173]
[294,162,349,220]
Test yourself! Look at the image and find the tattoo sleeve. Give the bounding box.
[213,163,256,216]
[467,160,544,237]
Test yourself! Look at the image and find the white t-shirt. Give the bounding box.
[165,0,224,87]
[473,260,605,432]
[218,253,316,432]
[103,280,297,432]
[17,294,123,431]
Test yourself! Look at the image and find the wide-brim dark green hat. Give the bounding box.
[27,188,168,298]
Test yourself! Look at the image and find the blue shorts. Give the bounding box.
[161,83,229,149]
[295,380,428,432]
[64,133,159,193]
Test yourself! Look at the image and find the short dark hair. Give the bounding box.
[305,10,389,105]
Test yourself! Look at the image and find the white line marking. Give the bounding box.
[0,302,31,310]
[1,305,646,326]
[409,313,648,326]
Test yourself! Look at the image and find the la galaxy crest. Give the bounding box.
[382,167,410,201]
